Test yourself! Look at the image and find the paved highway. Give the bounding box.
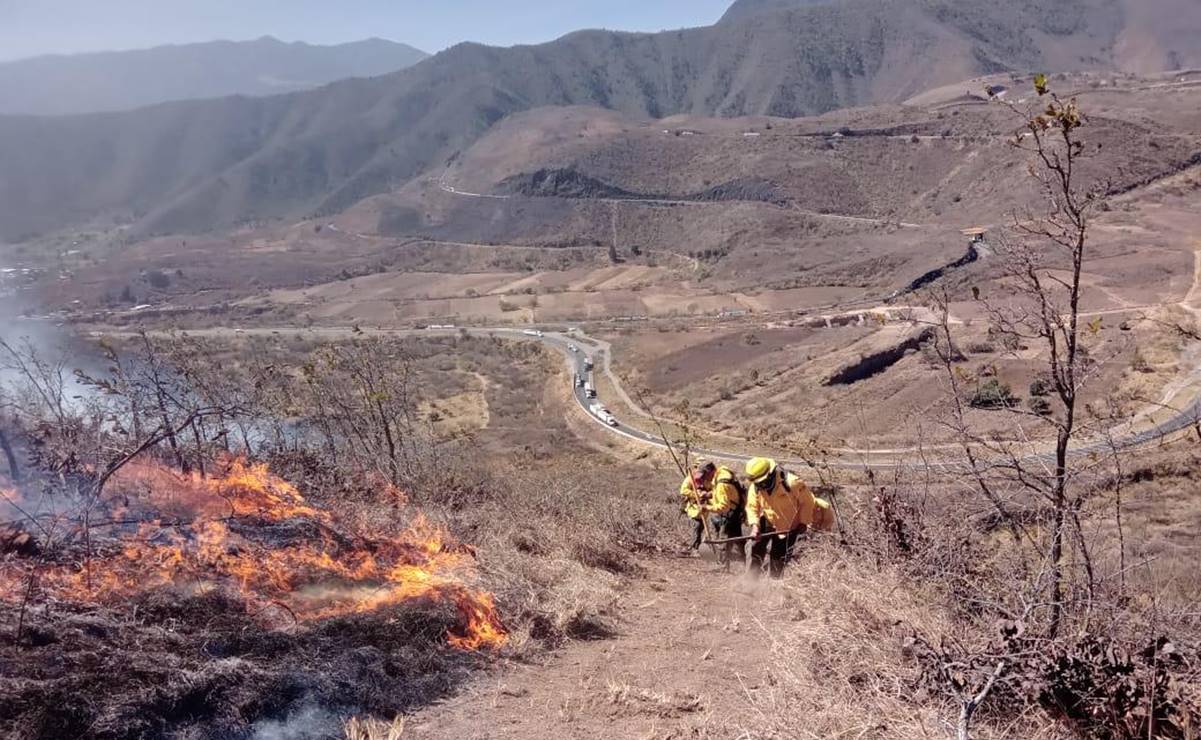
[470,327,1201,473]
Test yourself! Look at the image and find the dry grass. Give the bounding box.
[734,543,955,739]
[605,681,705,718]
[344,715,406,740]
[439,459,678,649]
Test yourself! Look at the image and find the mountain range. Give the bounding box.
[0,36,428,116]
[1,0,1198,242]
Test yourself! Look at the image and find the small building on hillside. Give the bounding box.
[961,227,989,245]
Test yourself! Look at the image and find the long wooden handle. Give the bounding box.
[704,531,789,545]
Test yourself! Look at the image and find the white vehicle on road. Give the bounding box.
[588,401,617,426]
[584,381,596,399]
[568,344,578,353]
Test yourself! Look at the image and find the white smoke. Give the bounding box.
[250,703,344,740]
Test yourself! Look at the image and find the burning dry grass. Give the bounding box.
[112,457,334,524]
[4,457,506,649]
[0,456,524,738]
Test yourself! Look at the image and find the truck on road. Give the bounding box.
[584,381,596,399]
[588,401,617,427]
[583,357,594,371]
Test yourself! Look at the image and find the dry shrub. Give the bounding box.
[570,540,645,575]
[479,548,621,647]
[832,454,1201,739]
[445,459,677,648]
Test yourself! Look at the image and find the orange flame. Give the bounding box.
[110,458,331,523]
[1,460,506,650]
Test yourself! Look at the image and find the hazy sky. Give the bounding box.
[0,0,734,61]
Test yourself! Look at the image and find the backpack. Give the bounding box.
[716,471,748,510]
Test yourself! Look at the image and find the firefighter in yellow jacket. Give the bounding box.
[679,461,746,564]
[744,457,834,578]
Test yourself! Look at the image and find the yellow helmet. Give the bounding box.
[746,457,777,484]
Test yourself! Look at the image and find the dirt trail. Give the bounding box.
[408,557,794,739]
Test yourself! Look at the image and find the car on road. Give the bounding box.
[568,344,578,353]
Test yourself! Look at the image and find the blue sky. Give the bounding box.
[0,0,734,61]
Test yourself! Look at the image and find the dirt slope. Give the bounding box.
[406,552,942,739]
[408,556,778,739]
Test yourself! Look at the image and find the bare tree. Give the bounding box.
[994,80,1106,636]
[298,338,427,489]
[927,78,1114,643]
[905,78,1136,739]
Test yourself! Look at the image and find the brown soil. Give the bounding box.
[408,555,817,739]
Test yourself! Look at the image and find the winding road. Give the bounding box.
[513,327,1201,471]
[169,323,1199,472]
[74,315,1201,472]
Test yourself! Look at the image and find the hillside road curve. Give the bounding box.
[120,323,1201,473]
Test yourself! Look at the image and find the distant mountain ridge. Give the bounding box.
[720,0,840,22]
[0,0,1198,241]
[0,36,429,115]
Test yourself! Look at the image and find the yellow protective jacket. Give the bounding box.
[679,466,743,519]
[746,471,834,533]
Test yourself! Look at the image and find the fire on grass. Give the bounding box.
[0,459,507,651]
